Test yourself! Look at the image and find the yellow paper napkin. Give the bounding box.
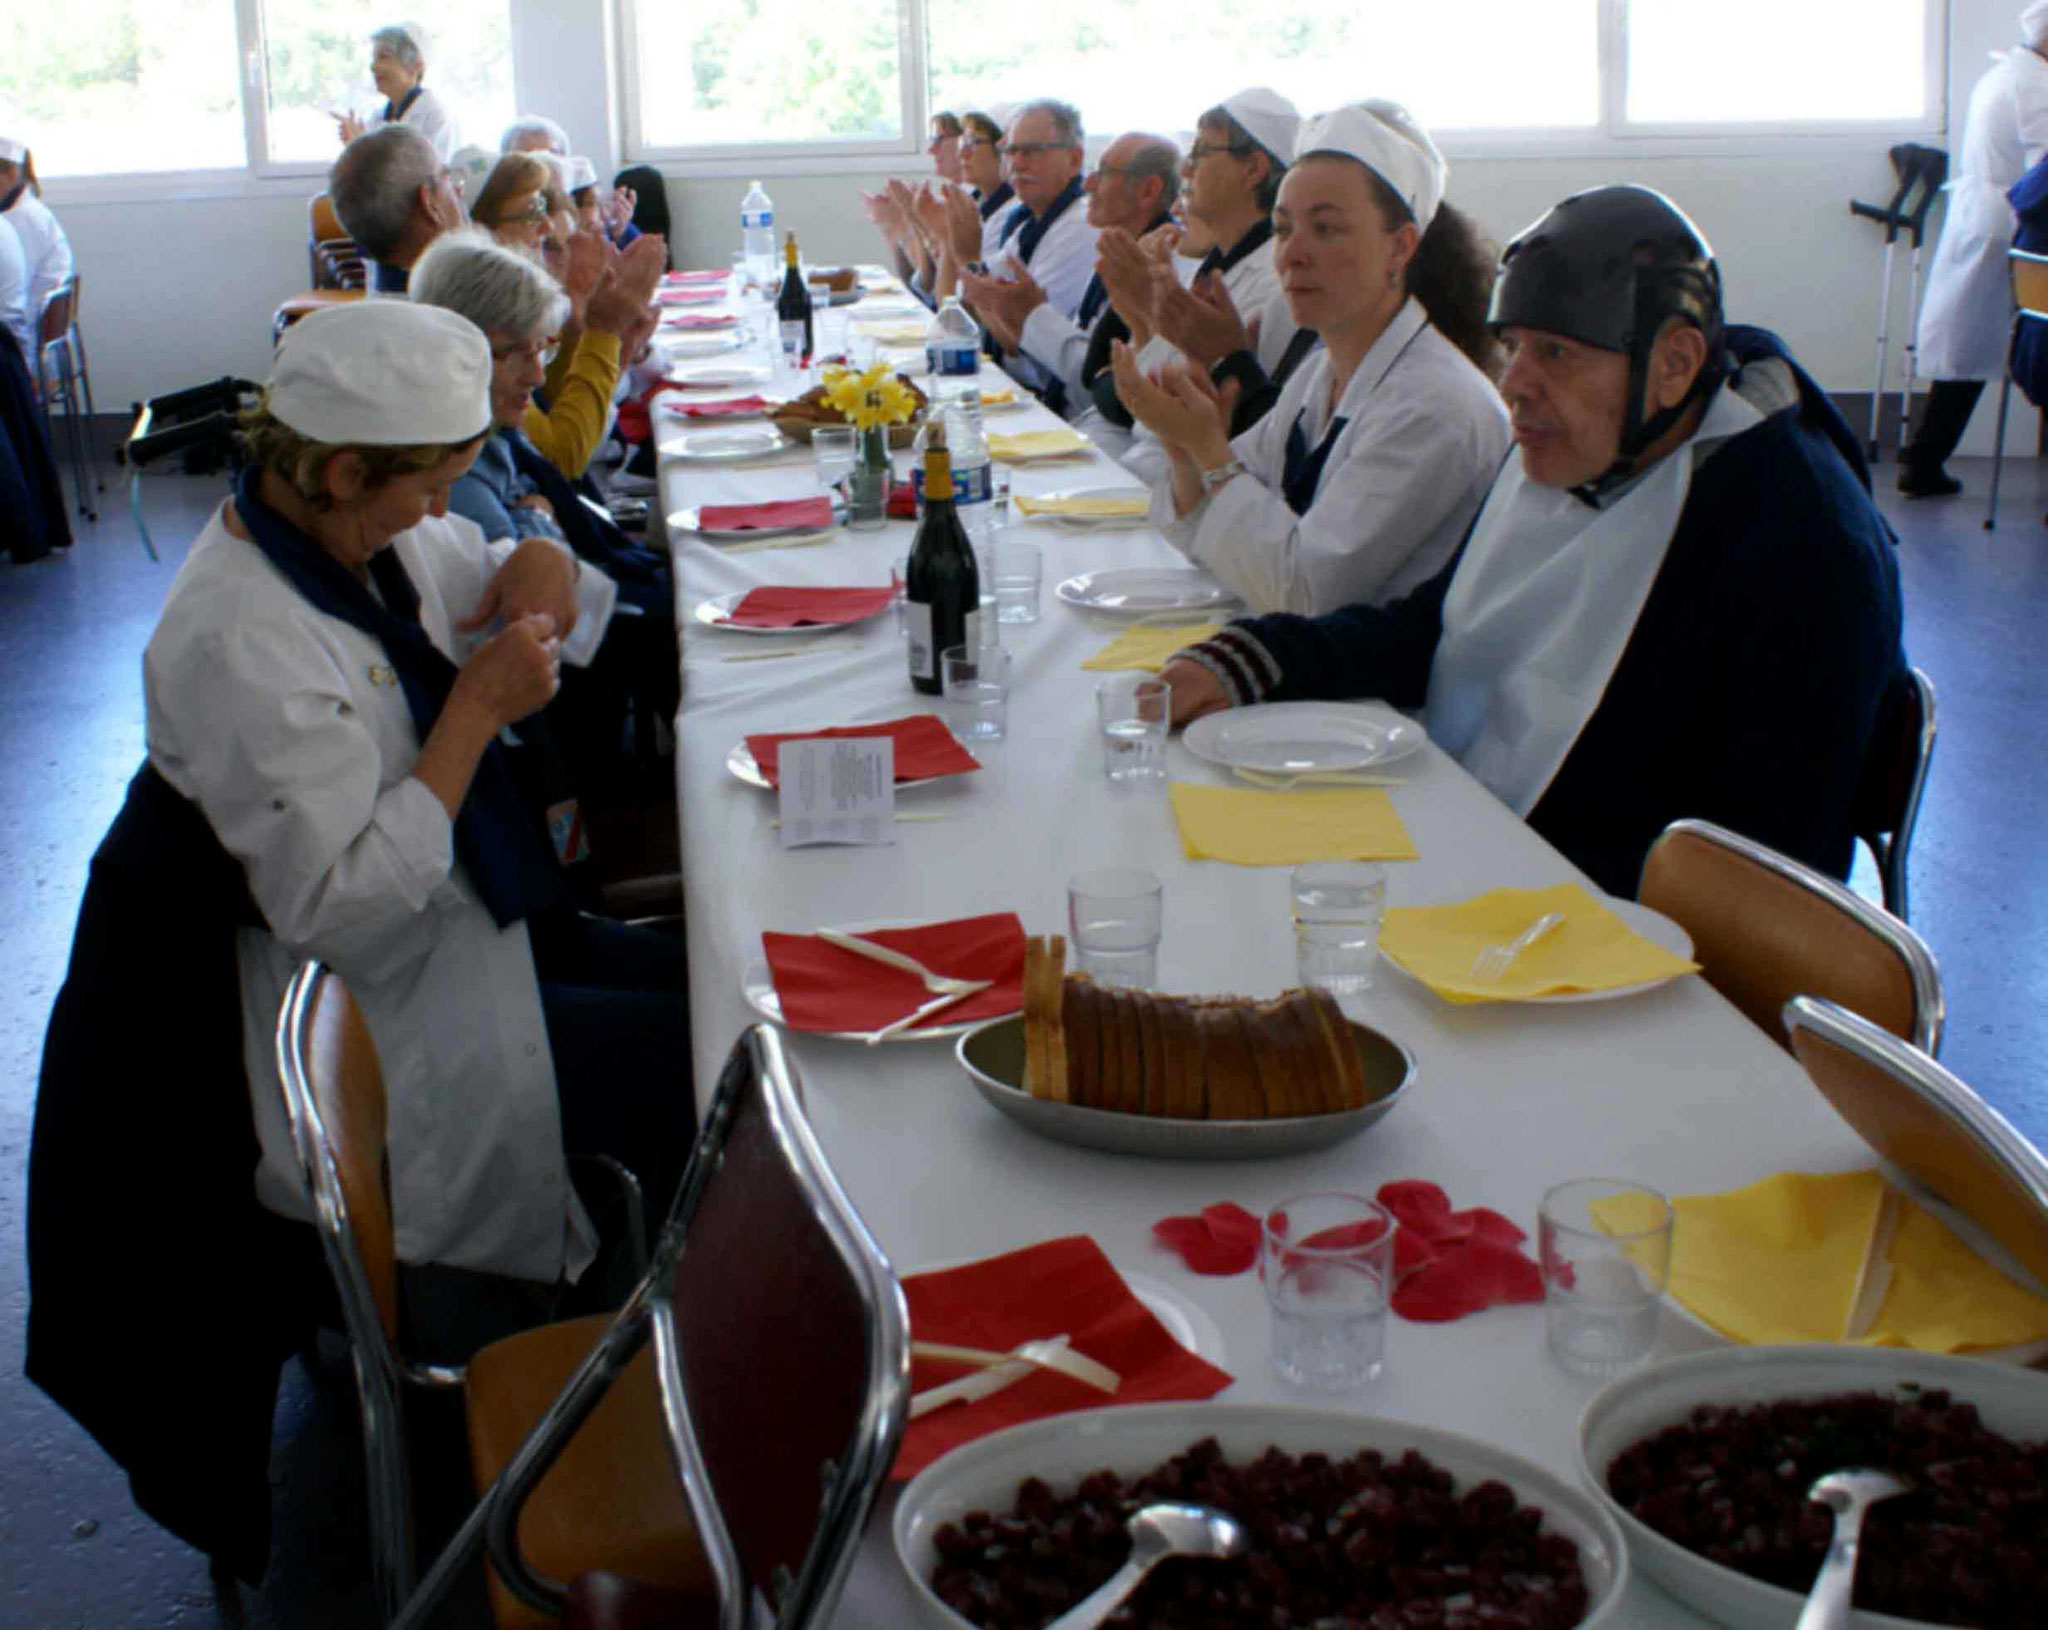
[1016,492,1150,519]
[1595,1170,2048,1352]
[855,323,930,345]
[1081,623,1224,675]
[1376,882,1699,1003]
[1168,782,1417,866]
[987,429,1092,462]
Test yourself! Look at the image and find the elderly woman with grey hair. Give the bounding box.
[336,23,457,160]
[410,228,679,798]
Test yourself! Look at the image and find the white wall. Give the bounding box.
[41,0,2032,462]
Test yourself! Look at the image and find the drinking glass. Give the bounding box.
[1538,1179,1674,1378]
[1095,677,1170,787]
[812,425,857,492]
[1260,1193,1395,1390]
[941,645,1008,743]
[1066,867,1162,988]
[992,534,1042,624]
[1291,862,1387,995]
[892,553,912,635]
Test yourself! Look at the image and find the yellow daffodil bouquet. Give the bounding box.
[822,363,920,430]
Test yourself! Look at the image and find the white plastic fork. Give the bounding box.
[862,981,991,1045]
[1468,910,1566,983]
[815,927,983,994]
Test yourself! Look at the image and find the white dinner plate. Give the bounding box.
[724,739,959,791]
[654,289,725,307]
[1378,897,1698,1006]
[896,1402,1629,1630]
[663,359,774,389]
[1027,486,1153,528]
[691,590,890,636]
[669,499,842,540]
[657,309,738,330]
[664,425,789,464]
[742,920,1020,1043]
[853,298,926,319]
[1054,568,1238,616]
[662,332,745,359]
[1580,1346,2048,1630]
[1182,700,1425,774]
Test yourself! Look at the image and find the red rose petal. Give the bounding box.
[1392,1252,1495,1322]
[1377,1180,1466,1243]
[1201,1202,1262,1254]
[1298,1218,1389,1253]
[1451,1206,1529,1248]
[1151,1214,1258,1276]
[1392,1227,1438,1282]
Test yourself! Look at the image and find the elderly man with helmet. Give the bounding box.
[1161,186,1906,899]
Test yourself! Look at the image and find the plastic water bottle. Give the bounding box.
[740,180,775,286]
[920,297,992,552]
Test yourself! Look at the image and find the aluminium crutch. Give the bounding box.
[1851,146,1943,462]
[1892,144,1949,461]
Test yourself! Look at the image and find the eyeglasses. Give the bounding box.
[995,141,1071,160]
[1088,163,1138,183]
[490,338,551,365]
[490,197,549,227]
[1184,141,1251,164]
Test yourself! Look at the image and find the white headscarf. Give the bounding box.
[2024,2,2048,47]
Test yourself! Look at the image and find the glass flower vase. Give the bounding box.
[846,424,893,531]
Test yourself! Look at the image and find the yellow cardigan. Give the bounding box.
[524,327,624,480]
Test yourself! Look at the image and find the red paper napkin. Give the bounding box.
[894,1236,1235,1480]
[725,586,894,629]
[660,394,772,419]
[886,479,918,519]
[744,714,980,787]
[761,912,1025,1035]
[659,313,738,331]
[697,497,835,532]
[654,287,724,306]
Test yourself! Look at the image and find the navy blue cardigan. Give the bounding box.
[1190,327,1907,898]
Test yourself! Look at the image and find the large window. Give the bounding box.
[625,0,1937,163]
[6,0,512,180]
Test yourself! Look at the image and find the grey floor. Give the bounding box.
[2,443,2044,1629]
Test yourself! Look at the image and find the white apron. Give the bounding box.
[1425,387,1765,817]
[1917,48,2048,380]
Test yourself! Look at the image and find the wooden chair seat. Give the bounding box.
[466,1315,714,1630]
[273,289,366,344]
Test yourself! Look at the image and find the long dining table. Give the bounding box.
[650,274,1890,1626]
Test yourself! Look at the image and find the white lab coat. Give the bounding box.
[1151,299,1509,615]
[145,505,619,1284]
[0,215,28,365]
[986,192,1101,395]
[1917,47,2048,380]
[371,86,458,162]
[4,192,73,336]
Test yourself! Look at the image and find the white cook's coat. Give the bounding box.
[4,192,73,335]
[1149,298,1509,615]
[145,505,619,1284]
[0,215,27,364]
[1917,47,2048,380]
[371,86,458,161]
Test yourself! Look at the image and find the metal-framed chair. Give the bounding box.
[35,276,102,521]
[1783,996,2048,1292]
[394,1022,910,1630]
[1851,665,1937,922]
[1638,818,1944,1055]
[1983,246,2048,530]
[310,192,367,291]
[274,963,648,1623]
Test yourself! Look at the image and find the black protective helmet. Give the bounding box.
[1490,185,1726,489]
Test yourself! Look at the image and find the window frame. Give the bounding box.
[618,0,1943,175]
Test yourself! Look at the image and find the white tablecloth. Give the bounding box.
[654,290,1874,1626]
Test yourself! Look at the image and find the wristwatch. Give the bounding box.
[1199,459,1246,497]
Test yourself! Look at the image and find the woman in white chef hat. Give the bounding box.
[144,299,691,1358]
[1111,99,1510,617]
[0,131,74,347]
[335,21,458,160]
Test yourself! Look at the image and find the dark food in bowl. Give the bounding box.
[929,1436,1590,1628]
[1607,1388,2048,1628]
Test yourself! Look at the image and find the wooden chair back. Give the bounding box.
[309,192,365,289]
[1638,819,1943,1055]
[38,278,75,349]
[2012,247,2048,318]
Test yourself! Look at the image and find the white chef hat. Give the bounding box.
[448,144,497,216]
[373,19,432,63]
[1295,99,1448,231]
[0,135,25,166]
[562,154,598,193]
[2024,2,2048,45]
[270,302,490,446]
[1218,87,1301,172]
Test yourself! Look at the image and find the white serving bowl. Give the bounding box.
[896,1400,1629,1628]
[1578,1344,2048,1629]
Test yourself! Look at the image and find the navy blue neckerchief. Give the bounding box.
[230,465,567,928]
[1000,176,1084,263]
[501,427,668,586]
[977,181,1015,223]
[1282,411,1347,515]
[0,181,25,215]
[1196,216,1273,281]
[383,85,425,125]
[1076,210,1175,333]
[371,259,411,294]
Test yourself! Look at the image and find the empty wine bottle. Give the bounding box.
[776,231,813,367]
[904,430,980,695]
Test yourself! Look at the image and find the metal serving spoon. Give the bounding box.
[1044,1502,1248,1630]
[1795,1468,1915,1630]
